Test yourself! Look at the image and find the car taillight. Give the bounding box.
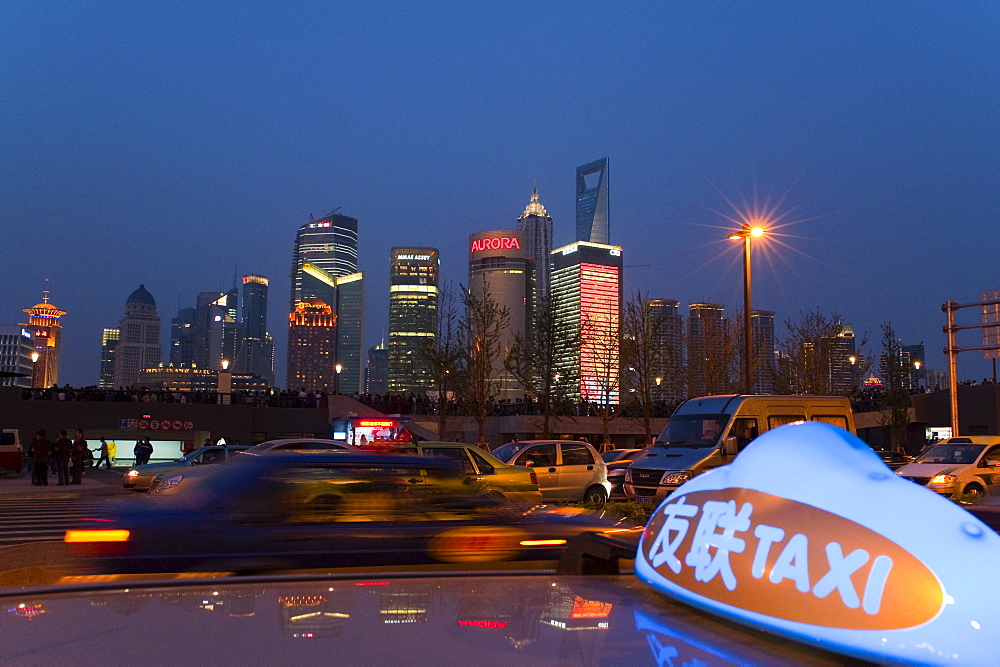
[529,471,538,485]
[64,529,131,557]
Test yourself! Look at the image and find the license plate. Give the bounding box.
[634,496,654,505]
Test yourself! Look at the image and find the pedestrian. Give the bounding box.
[138,439,153,465]
[53,430,72,486]
[94,438,112,469]
[133,440,144,465]
[29,430,51,486]
[70,429,88,484]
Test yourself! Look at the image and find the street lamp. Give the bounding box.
[334,362,343,395]
[728,224,764,394]
[218,359,231,405]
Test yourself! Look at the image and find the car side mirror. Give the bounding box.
[524,459,535,467]
[723,436,738,457]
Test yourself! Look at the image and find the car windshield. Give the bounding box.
[654,414,729,448]
[914,444,985,465]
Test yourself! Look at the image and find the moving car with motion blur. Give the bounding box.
[70,453,622,575]
[872,448,913,470]
[123,444,250,491]
[490,440,611,505]
[895,436,1000,500]
[239,438,358,455]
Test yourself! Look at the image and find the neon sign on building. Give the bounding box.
[579,263,620,404]
[470,237,521,253]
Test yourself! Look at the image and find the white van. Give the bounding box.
[895,436,1000,500]
[0,429,23,473]
[624,394,855,503]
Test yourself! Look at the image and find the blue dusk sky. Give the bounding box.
[1,2,997,387]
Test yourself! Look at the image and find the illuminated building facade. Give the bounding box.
[575,158,609,244]
[687,303,726,397]
[234,274,274,384]
[645,299,684,402]
[468,230,530,398]
[825,323,858,395]
[388,247,439,393]
[112,285,162,389]
[751,310,776,394]
[99,328,120,389]
[550,241,623,403]
[517,188,552,322]
[0,326,35,388]
[286,299,338,392]
[288,211,364,394]
[21,291,67,388]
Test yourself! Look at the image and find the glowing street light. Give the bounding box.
[728,224,765,394]
[334,362,343,395]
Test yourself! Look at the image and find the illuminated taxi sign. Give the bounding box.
[470,236,521,252]
[634,421,999,664]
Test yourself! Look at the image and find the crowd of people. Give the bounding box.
[21,386,328,409]
[24,429,107,486]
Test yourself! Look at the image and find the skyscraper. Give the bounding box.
[687,303,726,397]
[551,241,623,403]
[388,247,439,393]
[112,285,162,388]
[235,274,274,384]
[825,323,858,394]
[366,341,389,395]
[0,326,34,388]
[575,158,609,244]
[469,230,530,398]
[99,328,120,389]
[517,188,553,322]
[169,307,195,366]
[193,289,239,371]
[289,210,364,393]
[21,291,66,388]
[751,310,776,394]
[286,299,337,392]
[645,299,684,402]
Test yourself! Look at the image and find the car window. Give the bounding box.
[423,447,475,474]
[199,449,223,465]
[516,444,556,467]
[812,414,848,429]
[467,449,495,475]
[983,446,1000,466]
[916,444,985,464]
[730,418,758,452]
[768,415,806,429]
[561,443,594,466]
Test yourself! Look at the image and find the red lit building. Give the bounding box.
[286,299,338,392]
[20,291,67,388]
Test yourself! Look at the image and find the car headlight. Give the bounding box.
[661,471,692,486]
[930,474,957,485]
[154,474,184,491]
[126,470,139,477]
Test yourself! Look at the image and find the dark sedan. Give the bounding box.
[67,453,625,576]
[601,448,649,499]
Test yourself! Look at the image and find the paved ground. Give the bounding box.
[0,465,127,499]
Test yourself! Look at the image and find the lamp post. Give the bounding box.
[728,224,764,394]
[218,359,231,405]
[334,362,343,395]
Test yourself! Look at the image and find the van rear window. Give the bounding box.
[768,415,806,429]
[812,415,848,429]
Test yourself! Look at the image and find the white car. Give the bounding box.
[489,440,611,505]
[896,436,1000,500]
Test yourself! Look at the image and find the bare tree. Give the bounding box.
[774,309,869,395]
[504,295,579,438]
[581,308,628,449]
[878,322,910,452]
[622,293,663,444]
[418,283,461,440]
[456,284,510,448]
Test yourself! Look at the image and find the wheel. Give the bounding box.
[962,484,984,501]
[583,485,607,507]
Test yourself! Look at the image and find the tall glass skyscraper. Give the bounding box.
[388,247,439,393]
[575,158,609,244]
[751,310,776,394]
[645,299,684,402]
[687,303,726,397]
[99,328,120,389]
[517,188,552,326]
[236,274,274,384]
[550,241,623,403]
[289,211,359,308]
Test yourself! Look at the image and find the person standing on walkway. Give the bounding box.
[70,429,88,484]
[94,438,112,469]
[53,430,72,486]
[30,430,51,486]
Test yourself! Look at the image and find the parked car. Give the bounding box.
[408,442,541,505]
[601,448,649,499]
[895,436,1000,500]
[239,439,357,455]
[489,440,611,505]
[70,453,620,575]
[873,449,914,470]
[124,445,250,491]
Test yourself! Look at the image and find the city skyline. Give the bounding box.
[2,3,997,387]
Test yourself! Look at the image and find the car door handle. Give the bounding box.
[547,468,556,473]
[587,465,594,470]
[407,478,423,483]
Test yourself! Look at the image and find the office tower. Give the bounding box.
[645,299,684,402]
[193,289,239,371]
[388,247,439,393]
[551,241,623,402]
[288,210,364,393]
[0,326,34,388]
[575,158,609,244]
[517,188,553,322]
[235,274,274,384]
[169,307,195,365]
[286,299,337,392]
[825,323,858,395]
[468,230,530,398]
[687,303,726,397]
[366,342,389,395]
[20,291,67,388]
[903,343,925,390]
[751,310,776,394]
[99,328,120,388]
[112,285,162,388]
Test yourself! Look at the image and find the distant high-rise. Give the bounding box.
[99,328,120,389]
[687,303,726,397]
[193,289,239,371]
[286,299,337,392]
[288,211,364,393]
[366,342,389,395]
[825,323,857,394]
[169,307,195,366]
[235,274,274,384]
[751,310,776,394]
[575,158,609,244]
[645,299,684,402]
[112,285,162,388]
[21,291,67,388]
[388,247,439,393]
[551,241,623,403]
[469,230,530,398]
[517,188,553,322]
[0,326,34,388]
